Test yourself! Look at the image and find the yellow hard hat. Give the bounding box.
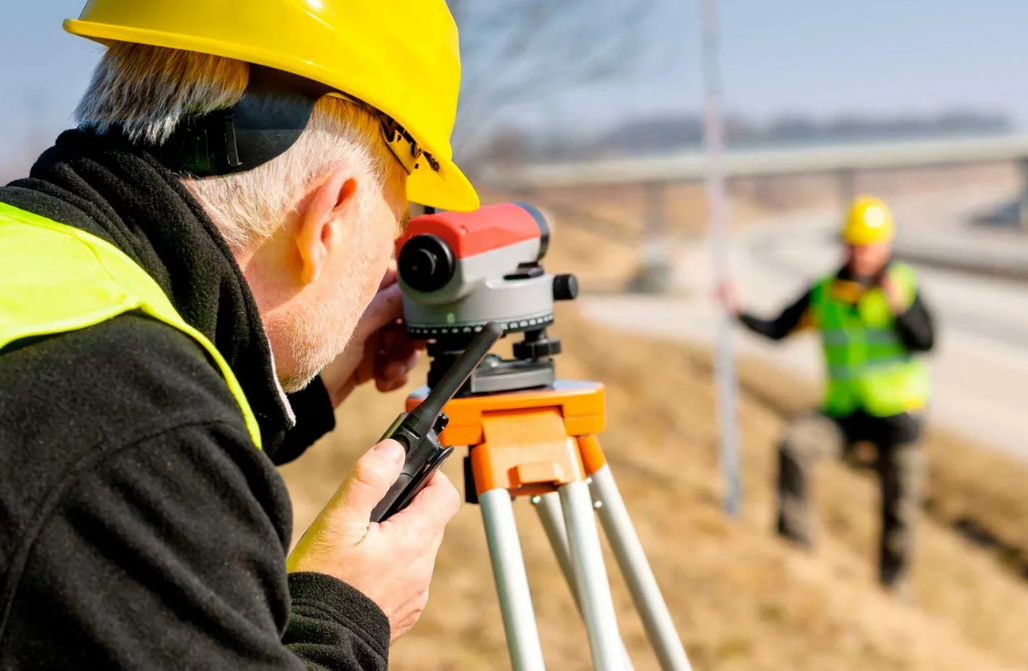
[64,0,480,212]
[842,195,894,245]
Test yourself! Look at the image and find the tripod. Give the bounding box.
[404,376,693,671]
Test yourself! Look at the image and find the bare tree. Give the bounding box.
[447,0,658,163]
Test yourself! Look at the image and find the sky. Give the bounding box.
[3,1,1028,166]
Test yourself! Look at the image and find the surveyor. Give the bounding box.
[720,195,935,594]
[0,1,478,668]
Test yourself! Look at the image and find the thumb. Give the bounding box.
[331,439,407,536]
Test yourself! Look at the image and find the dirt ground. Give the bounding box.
[278,166,1028,670]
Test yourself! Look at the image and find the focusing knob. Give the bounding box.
[399,234,455,293]
[513,337,562,359]
[553,274,579,301]
[434,413,450,434]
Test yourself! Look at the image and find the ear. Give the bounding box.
[296,169,359,285]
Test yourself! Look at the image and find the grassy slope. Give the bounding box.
[282,304,1027,670]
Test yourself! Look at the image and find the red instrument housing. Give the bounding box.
[397,203,543,260]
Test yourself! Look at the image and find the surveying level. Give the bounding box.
[392,203,694,671]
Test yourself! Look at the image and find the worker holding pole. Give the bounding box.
[718,196,935,596]
[0,1,475,667]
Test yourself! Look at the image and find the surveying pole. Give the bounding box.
[699,0,741,517]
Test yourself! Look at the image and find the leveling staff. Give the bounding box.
[0,1,475,668]
[720,196,935,595]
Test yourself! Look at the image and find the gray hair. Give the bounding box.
[75,43,400,250]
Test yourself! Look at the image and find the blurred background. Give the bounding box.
[6,2,1028,670]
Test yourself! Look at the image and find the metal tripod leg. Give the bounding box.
[559,481,623,671]
[480,489,547,671]
[533,492,636,671]
[589,465,693,671]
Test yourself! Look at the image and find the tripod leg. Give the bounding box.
[559,481,623,671]
[532,493,577,593]
[533,492,637,671]
[480,488,547,671]
[589,464,694,671]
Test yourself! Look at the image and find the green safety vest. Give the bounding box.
[809,263,931,418]
[0,202,263,449]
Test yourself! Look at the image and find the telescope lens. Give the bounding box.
[398,234,455,292]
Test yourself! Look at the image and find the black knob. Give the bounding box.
[553,274,579,301]
[434,413,450,434]
[513,337,562,360]
[399,234,455,293]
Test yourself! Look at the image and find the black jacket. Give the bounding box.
[0,130,389,670]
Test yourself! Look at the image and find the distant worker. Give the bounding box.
[720,195,935,595]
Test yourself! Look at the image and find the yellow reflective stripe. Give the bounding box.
[0,203,263,449]
[865,328,901,344]
[823,327,900,346]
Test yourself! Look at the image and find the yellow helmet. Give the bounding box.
[842,195,894,245]
[64,0,479,212]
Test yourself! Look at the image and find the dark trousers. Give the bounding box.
[775,409,924,592]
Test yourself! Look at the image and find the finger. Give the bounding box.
[384,334,422,366]
[331,440,407,533]
[354,284,404,341]
[375,329,421,379]
[381,352,419,382]
[385,470,461,539]
[375,351,419,393]
[376,375,409,393]
[352,331,383,387]
[376,323,408,356]
[384,361,405,381]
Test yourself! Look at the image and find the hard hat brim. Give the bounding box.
[408,153,480,212]
[64,19,481,212]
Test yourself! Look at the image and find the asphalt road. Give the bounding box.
[577,186,1028,460]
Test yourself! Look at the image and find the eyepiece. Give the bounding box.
[398,234,455,293]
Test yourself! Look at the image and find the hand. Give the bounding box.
[714,280,743,316]
[321,266,426,407]
[879,275,908,314]
[286,439,462,640]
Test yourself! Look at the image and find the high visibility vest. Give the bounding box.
[0,202,263,449]
[809,263,931,418]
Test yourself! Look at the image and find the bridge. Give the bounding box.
[479,134,1028,291]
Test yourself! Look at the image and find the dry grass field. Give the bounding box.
[279,166,1028,670]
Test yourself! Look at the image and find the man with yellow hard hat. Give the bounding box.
[720,196,935,595]
[0,1,477,668]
